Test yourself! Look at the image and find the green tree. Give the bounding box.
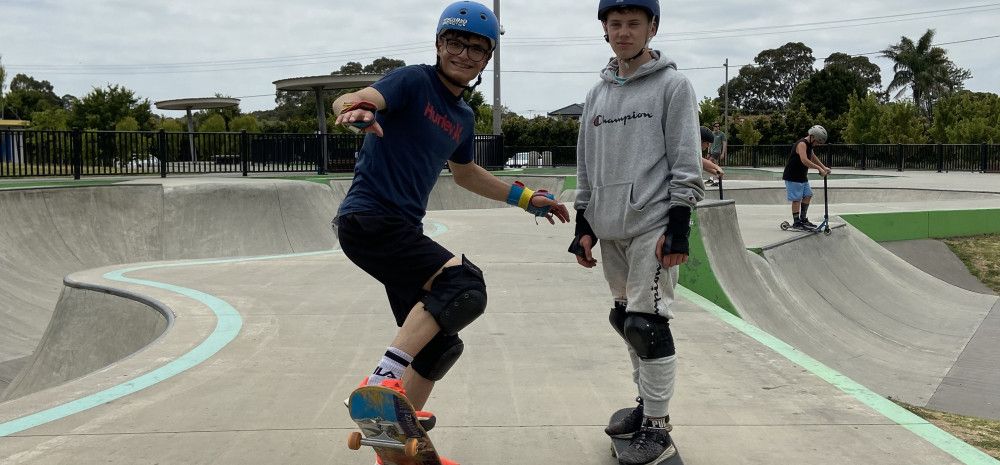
[71,84,154,130]
[824,52,882,91]
[363,57,406,74]
[698,97,721,126]
[156,118,184,132]
[880,101,928,143]
[197,93,240,131]
[339,62,364,75]
[721,42,816,114]
[198,114,227,132]
[4,73,62,120]
[734,117,763,145]
[115,116,139,131]
[230,115,261,133]
[931,91,1000,143]
[842,94,884,143]
[882,29,972,117]
[789,66,868,119]
[28,108,71,130]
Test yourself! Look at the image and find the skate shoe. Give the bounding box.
[800,218,818,229]
[617,421,677,465]
[605,397,644,438]
[347,377,437,432]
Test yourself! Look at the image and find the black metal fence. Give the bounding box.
[724,144,1000,172]
[1,129,997,177]
[0,129,507,178]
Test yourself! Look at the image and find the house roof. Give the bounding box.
[548,103,584,116]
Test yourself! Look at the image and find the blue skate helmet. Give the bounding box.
[437,1,500,50]
[598,0,660,23]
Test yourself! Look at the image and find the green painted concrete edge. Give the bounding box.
[841,209,1000,241]
[678,285,1000,465]
[678,210,739,317]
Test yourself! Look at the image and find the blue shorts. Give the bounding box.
[785,181,813,201]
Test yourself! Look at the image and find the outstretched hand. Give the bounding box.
[529,195,570,224]
[335,104,384,137]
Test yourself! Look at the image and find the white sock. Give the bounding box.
[367,347,413,386]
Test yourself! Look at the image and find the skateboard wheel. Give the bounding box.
[348,432,362,450]
[404,438,419,457]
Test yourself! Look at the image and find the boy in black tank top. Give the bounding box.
[782,125,832,229]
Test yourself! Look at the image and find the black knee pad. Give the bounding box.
[421,255,487,336]
[609,301,628,340]
[623,313,676,359]
[411,334,464,381]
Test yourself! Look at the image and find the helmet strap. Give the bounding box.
[434,61,480,98]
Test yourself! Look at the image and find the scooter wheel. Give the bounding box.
[824,228,832,236]
[780,221,790,231]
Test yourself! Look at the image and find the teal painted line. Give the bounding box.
[678,286,1000,465]
[0,250,334,437]
[0,220,449,437]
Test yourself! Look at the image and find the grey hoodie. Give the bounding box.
[575,51,705,241]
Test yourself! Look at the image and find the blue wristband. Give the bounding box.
[506,182,525,207]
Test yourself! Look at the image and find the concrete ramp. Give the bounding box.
[697,201,1000,415]
[0,179,338,397]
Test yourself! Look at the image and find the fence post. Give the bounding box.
[936,143,944,173]
[316,132,326,176]
[981,143,988,173]
[157,129,167,178]
[751,145,759,168]
[859,144,866,170]
[241,130,249,177]
[896,144,904,172]
[72,129,82,180]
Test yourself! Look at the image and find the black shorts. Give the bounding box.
[334,213,454,326]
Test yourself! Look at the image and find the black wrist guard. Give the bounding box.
[663,206,692,256]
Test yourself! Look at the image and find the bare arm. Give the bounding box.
[797,143,824,170]
[448,160,570,224]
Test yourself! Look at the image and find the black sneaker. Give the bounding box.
[801,218,818,229]
[605,398,644,438]
[618,422,677,465]
[791,220,805,230]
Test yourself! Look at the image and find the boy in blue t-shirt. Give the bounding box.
[330,2,569,455]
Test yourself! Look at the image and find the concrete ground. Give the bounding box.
[1,170,999,464]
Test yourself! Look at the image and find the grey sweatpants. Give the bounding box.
[601,226,678,418]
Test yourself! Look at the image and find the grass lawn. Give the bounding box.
[944,234,1000,293]
[894,233,1000,459]
[893,399,1000,459]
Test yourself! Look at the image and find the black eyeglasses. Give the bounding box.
[444,39,490,62]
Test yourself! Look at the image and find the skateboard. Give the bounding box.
[347,385,441,465]
[609,408,684,465]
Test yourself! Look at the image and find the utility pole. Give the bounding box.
[492,0,503,135]
[723,58,730,135]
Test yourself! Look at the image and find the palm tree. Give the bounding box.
[882,29,972,117]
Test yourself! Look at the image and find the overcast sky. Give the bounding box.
[3,0,999,119]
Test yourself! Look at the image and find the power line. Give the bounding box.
[8,3,998,75]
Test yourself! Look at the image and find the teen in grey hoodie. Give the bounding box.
[570,2,705,464]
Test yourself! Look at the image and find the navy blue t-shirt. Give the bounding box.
[337,64,475,225]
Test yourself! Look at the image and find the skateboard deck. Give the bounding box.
[347,385,441,465]
[609,408,684,465]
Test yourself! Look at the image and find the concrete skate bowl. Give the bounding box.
[692,200,1000,418]
[0,179,339,400]
[703,186,1000,204]
[327,175,566,212]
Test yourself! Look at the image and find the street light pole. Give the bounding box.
[492,0,503,135]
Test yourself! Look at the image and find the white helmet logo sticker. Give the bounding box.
[442,17,468,27]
